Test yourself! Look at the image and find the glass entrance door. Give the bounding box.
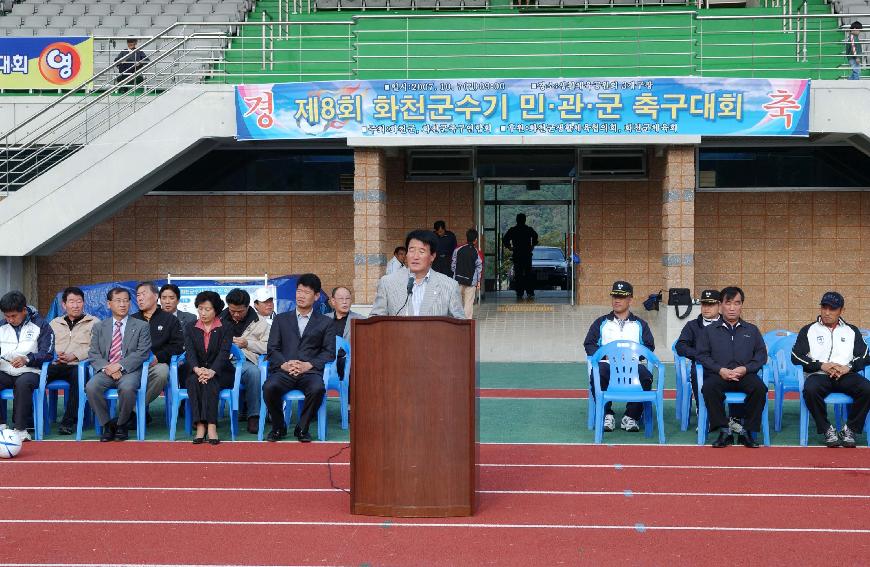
[478,180,576,304]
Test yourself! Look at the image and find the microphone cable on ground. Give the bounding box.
[327,444,351,494]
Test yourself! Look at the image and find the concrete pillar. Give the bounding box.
[352,148,389,304]
[0,256,38,308]
[661,146,696,350]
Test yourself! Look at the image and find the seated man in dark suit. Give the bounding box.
[263,273,336,443]
[132,281,184,423]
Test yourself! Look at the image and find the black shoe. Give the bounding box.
[192,437,205,445]
[266,428,286,442]
[297,431,312,443]
[114,426,129,441]
[57,424,74,436]
[247,416,259,435]
[840,425,857,448]
[208,437,220,445]
[293,426,302,439]
[712,430,733,448]
[99,420,117,442]
[737,433,759,448]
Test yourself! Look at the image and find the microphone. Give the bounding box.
[397,275,414,315]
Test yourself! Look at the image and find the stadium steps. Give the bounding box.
[0,85,234,256]
[218,0,845,81]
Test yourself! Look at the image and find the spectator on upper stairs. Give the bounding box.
[115,36,149,93]
[847,21,863,80]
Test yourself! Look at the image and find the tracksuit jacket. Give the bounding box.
[791,317,869,375]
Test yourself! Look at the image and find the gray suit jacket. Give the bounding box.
[88,316,152,375]
[325,310,365,342]
[371,269,465,318]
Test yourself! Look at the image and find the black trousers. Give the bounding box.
[186,370,234,426]
[590,362,653,420]
[263,370,325,434]
[701,372,767,433]
[803,372,870,434]
[46,364,80,428]
[512,257,534,298]
[689,367,744,419]
[0,370,39,431]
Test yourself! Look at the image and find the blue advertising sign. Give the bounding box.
[0,36,93,90]
[235,78,810,140]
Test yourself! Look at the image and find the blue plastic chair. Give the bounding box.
[324,336,351,430]
[797,363,870,447]
[75,354,153,441]
[671,343,694,431]
[0,360,49,440]
[768,334,799,432]
[257,355,337,442]
[587,341,666,444]
[39,355,73,437]
[760,330,794,388]
[695,363,770,446]
[167,344,245,441]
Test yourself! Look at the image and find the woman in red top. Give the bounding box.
[184,291,234,445]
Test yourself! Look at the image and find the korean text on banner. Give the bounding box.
[235,77,810,140]
[0,36,94,90]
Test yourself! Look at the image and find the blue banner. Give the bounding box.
[0,36,93,90]
[235,78,810,140]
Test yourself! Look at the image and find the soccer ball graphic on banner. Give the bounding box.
[0,429,23,458]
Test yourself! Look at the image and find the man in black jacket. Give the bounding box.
[696,286,767,448]
[675,289,723,418]
[791,291,870,448]
[502,213,539,301]
[263,274,336,443]
[132,281,185,423]
[674,288,745,432]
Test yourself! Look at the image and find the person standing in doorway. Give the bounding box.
[452,229,483,319]
[502,213,539,301]
[432,220,458,276]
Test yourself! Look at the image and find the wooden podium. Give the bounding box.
[350,316,478,517]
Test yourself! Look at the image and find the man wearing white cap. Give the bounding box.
[253,288,275,326]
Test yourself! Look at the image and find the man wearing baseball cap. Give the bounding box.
[675,290,722,418]
[253,287,276,326]
[791,292,870,447]
[583,280,656,433]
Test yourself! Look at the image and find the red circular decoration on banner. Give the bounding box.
[38,42,82,85]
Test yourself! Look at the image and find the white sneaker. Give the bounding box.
[0,424,6,431]
[14,429,31,442]
[621,416,640,432]
[603,414,616,432]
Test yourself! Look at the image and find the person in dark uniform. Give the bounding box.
[502,213,539,300]
[432,220,458,276]
[696,286,768,448]
[184,291,234,445]
[114,37,148,94]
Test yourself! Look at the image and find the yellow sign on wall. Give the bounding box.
[0,36,93,90]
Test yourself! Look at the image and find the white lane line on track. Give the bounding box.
[6,460,869,472]
[1,519,869,534]
[3,486,869,499]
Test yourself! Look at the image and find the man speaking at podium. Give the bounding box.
[371,229,465,318]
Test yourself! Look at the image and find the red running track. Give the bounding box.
[1,442,868,566]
